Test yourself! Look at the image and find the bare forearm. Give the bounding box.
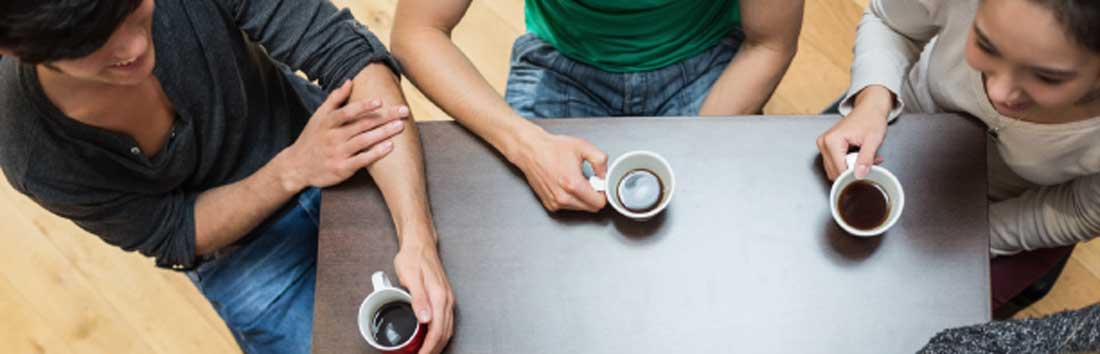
[701,0,803,116]
[391,24,543,162]
[193,151,301,255]
[350,63,437,245]
[698,43,796,115]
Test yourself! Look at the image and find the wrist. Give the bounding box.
[398,224,438,250]
[854,85,896,116]
[499,121,547,167]
[273,147,308,194]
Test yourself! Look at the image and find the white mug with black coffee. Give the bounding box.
[829,153,905,237]
[358,271,425,354]
[584,150,675,221]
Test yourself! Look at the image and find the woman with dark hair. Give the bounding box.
[0,0,454,353]
[817,0,1100,256]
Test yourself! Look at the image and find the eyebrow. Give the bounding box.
[974,23,1079,78]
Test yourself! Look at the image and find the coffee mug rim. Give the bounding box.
[605,150,675,220]
[359,285,422,350]
[829,165,905,237]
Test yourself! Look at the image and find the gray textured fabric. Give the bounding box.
[920,304,1100,354]
[0,0,397,270]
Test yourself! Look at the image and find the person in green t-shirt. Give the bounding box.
[392,0,803,213]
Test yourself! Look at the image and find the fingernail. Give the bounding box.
[419,309,431,322]
[856,165,870,179]
[371,99,382,108]
[383,141,394,149]
[392,120,404,129]
[397,106,410,117]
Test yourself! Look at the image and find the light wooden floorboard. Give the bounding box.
[1,1,1095,353]
[0,183,155,354]
[0,275,78,354]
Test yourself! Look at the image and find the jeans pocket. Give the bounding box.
[513,33,572,72]
[510,33,544,65]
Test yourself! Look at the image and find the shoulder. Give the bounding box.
[915,0,977,22]
[0,58,43,194]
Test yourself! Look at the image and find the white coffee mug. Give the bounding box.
[585,150,675,221]
[358,271,425,353]
[829,153,905,237]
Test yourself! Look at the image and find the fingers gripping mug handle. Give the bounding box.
[582,160,607,192]
[371,271,393,292]
[844,153,859,172]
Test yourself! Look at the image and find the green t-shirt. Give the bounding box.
[525,0,741,72]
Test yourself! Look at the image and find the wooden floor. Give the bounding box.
[2,1,1097,353]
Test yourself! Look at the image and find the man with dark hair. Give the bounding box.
[0,0,454,353]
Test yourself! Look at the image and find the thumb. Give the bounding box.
[577,140,609,178]
[854,136,882,179]
[400,270,433,324]
[319,80,354,114]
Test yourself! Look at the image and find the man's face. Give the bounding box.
[42,0,158,86]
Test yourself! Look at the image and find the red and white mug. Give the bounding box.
[358,271,426,353]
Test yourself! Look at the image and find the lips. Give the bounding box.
[995,101,1033,113]
[112,57,139,68]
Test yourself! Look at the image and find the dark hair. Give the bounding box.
[1029,0,1100,53]
[0,0,143,64]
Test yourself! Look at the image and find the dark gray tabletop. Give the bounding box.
[313,115,991,354]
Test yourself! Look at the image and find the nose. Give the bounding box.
[108,24,149,61]
[984,72,1023,104]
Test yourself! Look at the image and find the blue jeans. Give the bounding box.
[504,32,744,118]
[187,188,321,354]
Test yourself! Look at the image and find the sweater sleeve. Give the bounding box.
[989,173,1100,256]
[216,0,401,91]
[21,178,203,271]
[840,0,944,121]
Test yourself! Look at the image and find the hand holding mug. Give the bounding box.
[512,130,609,212]
[583,150,675,221]
[817,85,893,180]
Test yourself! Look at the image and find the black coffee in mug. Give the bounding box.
[617,169,664,213]
[371,301,418,347]
[837,180,890,231]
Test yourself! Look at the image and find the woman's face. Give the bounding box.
[41,0,157,86]
[965,0,1100,117]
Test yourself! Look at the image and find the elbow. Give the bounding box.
[779,41,799,63]
[743,33,799,65]
[193,233,214,257]
[390,25,415,65]
[390,24,442,67]
[391,19,456,67]
[772,36,800,63]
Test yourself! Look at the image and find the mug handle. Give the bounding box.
[582,161,607,192]
[844,153,859,173]
[371,271,393,292]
